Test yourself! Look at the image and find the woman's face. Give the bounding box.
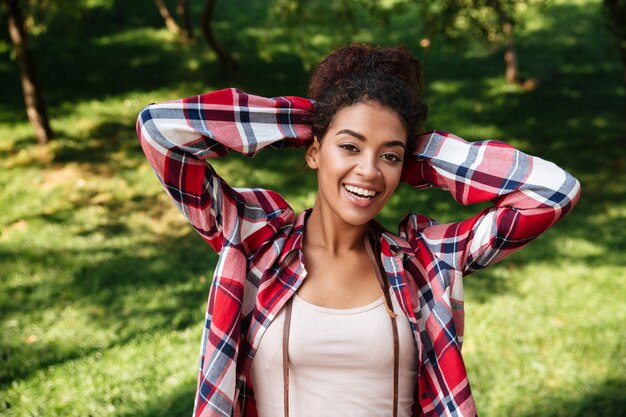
[306,101,407,227]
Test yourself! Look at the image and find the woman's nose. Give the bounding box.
[355,155,380,179]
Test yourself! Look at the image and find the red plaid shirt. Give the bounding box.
[136,88,581,417]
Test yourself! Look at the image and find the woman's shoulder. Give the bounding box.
[368,214,439,256]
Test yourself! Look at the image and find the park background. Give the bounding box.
[1,0,624,416]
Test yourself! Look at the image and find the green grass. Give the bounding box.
[1,0,625,416]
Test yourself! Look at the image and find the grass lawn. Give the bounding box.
[1,0,624,416]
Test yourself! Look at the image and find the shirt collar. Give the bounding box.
[367,218,415,258]
[278,210,415,265]
[277,209,309,264]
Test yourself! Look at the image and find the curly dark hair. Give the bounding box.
[308,43,428,153]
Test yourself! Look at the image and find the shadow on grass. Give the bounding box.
[0,229,216,386]
[519,377,626,417]
[118,375,626,417]
[124,377,197,417]
[52,119,145,165]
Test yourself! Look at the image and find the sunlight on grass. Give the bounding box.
[96,27,176,47]
[3,328,200,417]
[84,0,116,8]
[555,237,605,258]
[464,260,625,417]
[429,80,462,94]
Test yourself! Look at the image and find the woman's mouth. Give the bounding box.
[343,184,379,199]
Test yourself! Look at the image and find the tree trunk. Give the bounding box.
[503,21,519,84]
[486,0,519,84]
[201,0,237,72]
[177,0,194,41]
[5,0,53,144]
[154,0,181,34]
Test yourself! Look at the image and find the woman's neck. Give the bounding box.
[304,204,368,256]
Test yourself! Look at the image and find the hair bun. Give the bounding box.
[308,43,424,100]
[308,43,427,149]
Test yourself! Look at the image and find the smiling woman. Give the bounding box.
[136,44,581,417]
[305,102,407,228]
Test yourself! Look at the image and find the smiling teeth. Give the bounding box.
[344,184,377,197]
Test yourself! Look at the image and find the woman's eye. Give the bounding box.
[382,153,402,162]
[339,143,358,152]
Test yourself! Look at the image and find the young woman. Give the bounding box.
[136,44,581,417]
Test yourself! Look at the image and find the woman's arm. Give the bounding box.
[401,130,581,275]
[136,88,314,252]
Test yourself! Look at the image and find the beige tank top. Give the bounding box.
[250,289,418,417]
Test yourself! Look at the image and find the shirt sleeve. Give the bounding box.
[400,130,581,275]
[136,88,314,253]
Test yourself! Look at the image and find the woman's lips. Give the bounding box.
[342,184,379,208]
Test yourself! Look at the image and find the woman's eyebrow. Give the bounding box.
[336,129,406,149]
[385,140,407,150]
[336,129,366,141]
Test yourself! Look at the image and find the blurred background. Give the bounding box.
[1,0,624,416]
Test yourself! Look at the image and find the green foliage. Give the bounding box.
[5,0,86,35]
[260,0,549,68]
[419,0,545,45]
[603,0,626,51]
[263,0,406,68]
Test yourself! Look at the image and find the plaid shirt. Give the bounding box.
[136,88,581,417]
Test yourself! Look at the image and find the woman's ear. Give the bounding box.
[306,136,320,170]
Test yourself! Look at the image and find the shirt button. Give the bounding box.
[422,393,429,400]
